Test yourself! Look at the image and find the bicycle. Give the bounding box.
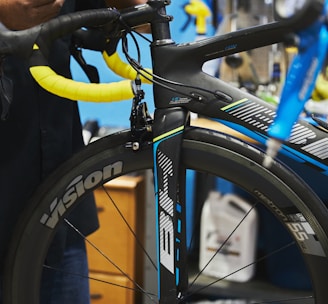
[2,0,328,303]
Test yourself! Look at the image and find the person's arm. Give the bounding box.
[0,0,65,30]
[0,0,147,30]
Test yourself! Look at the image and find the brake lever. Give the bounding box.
[70,26,123,84]
[70,44,100,83]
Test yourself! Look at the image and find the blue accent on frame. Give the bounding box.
[176,203,182,213]
[177,219,181,234]
[152,129,185,300]
[216,119,328,174]
[176,267,180,286]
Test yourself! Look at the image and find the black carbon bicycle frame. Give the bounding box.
[121,1,328,173]
[121,1,328,302]
[0,1,326,302]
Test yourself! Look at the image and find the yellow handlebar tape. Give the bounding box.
[30,65,134,102]
[103,51,152,84]
[29,43,152,103]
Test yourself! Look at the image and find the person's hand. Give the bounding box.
[0,0,65,30]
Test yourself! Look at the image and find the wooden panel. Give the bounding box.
[87,175,145,304]
[89,272,133,304]
[191,118,256,143]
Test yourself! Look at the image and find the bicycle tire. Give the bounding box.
[4,127,328,303]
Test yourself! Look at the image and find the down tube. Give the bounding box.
[152,108,189,303]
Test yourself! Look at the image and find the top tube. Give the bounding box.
[0,0,323,59]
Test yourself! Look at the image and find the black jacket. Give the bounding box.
[0,0,104,266]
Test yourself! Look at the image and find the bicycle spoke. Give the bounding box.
[100,184,158,271]
[189,202,259,289]
[42,264,140,292]
[64,218,158,303]
[183,241,299,303]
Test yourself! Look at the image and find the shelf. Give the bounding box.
[188,269,312,303]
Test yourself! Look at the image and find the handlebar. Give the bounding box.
[0,9,120,58]
[0,6,156,103]
[0,1,326,112]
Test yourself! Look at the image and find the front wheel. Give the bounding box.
[4,127,328,303]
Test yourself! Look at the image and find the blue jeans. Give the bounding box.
[0,236,90,304]
[40,236,91,304]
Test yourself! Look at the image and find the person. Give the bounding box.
[0,0,146,303]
